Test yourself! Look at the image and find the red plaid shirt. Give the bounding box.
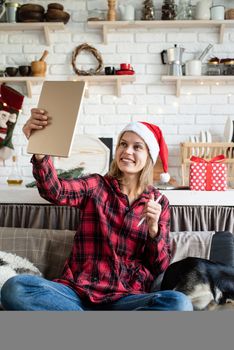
[32,156,171,304]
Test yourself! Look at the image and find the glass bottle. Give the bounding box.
[176,0,192,20]
[7,155,23,185]
[161,0,177,20]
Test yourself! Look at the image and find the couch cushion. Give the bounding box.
[209,231,234,266]
[150,230,215,292]
[170,230,215,264]
[0,227,75,280]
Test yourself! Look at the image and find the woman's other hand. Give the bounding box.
[23,108,48,139]
[143,194,162,239]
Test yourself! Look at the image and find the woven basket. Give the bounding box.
[225,9,234,19]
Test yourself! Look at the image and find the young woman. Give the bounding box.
[1,109,193,311]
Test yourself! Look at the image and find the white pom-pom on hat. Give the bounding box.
[119,121,170,183]
[160,172,170,184]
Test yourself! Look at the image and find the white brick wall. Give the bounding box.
[0,0,233,186]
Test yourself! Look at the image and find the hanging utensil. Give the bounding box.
[196,43,213,62]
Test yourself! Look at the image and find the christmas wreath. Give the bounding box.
[71,43,104,76]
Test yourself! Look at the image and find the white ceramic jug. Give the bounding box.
[0,2,20,22]
[119,3,135,21]
[5,2,20,23]
[185,60,202,76]
[195,0,212,20]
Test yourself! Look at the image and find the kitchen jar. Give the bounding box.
[176,0,193,20]
[210,5,225,20]
[223,59,234,75]
[195,0,212,20]
[161,0,177,20]
[206,61,222,75]
[119,3,135,21]
[5,2,20,23]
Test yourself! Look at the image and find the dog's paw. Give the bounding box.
[206,300,234,311]
[206,301,219,311]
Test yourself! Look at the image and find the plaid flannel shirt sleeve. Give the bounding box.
[143,195,171,277]
[31,155,94,207]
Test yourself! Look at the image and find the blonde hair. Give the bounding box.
[108,133,154,192]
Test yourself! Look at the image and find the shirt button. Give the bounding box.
[91,277,98,282]
[125,207,130,212]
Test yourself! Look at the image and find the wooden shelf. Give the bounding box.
[69,75,136,97]
[0,77,45,97]
[87,19,234,44]
[161,75,234,97]
[0,22,65,45]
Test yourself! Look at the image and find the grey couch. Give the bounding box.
[0,227,233,281]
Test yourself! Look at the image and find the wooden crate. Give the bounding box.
[180,142,234,188]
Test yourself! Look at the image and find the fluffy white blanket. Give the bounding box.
[0,251,41,289]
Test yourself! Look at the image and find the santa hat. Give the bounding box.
[119,121,170,183]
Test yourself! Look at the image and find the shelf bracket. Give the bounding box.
[116,78,121,97]
[26,81,32,98]
[219,24,225,44]
[43,25,51,46]
[176,79,181,97]
[103,25,108,45]
[116,79,122,97]
[84,82,90,98]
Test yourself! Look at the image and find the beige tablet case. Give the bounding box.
[27,81,85,157]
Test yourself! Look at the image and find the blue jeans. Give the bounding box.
[1,275,193,311]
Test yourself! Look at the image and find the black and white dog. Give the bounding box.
[160,257,234,310]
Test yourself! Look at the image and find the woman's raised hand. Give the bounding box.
[144,194,162,239]
[23,108,48,139]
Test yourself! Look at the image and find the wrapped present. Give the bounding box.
[189,155,227,191]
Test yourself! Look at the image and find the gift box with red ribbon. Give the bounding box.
[189,155,227,191]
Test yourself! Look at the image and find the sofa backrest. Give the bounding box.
[0,227,217,280]
[0,227,75,280]
[169,230,215,263]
